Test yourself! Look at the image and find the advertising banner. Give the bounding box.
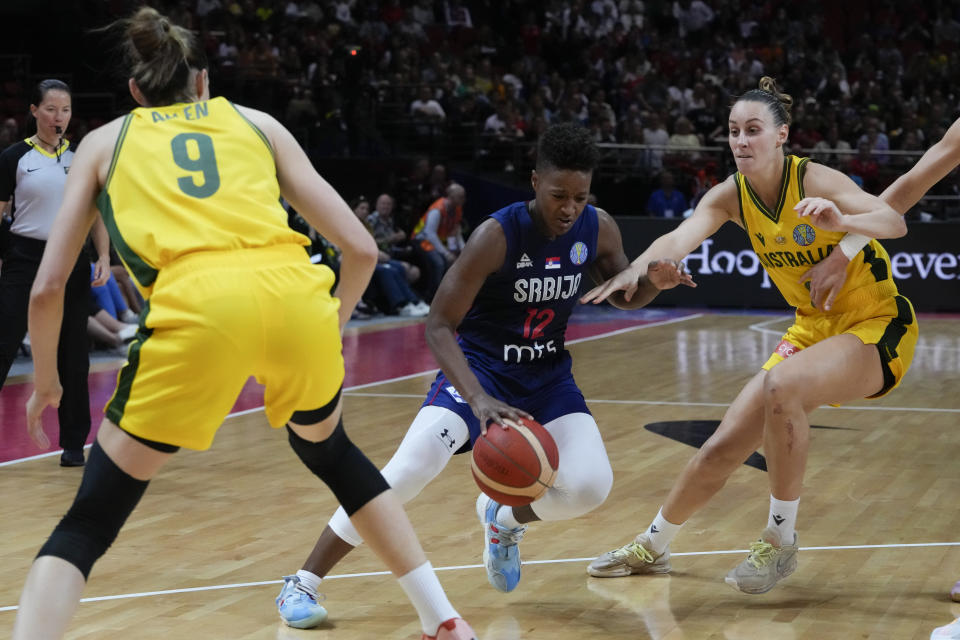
[616,218,960,312]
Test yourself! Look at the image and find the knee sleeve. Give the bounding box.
[530,413,614,522]
[287,419,389,516]
[36,441,150,580]
[328,406,469,546]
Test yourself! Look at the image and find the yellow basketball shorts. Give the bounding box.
[762,294,918,398]
[105,244,343,450]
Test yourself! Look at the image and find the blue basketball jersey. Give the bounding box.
[457,201,599,383]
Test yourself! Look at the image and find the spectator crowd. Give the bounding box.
[4,0,960,219]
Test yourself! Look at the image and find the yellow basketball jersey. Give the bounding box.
[735,155,898,314]
[96,97,308,297]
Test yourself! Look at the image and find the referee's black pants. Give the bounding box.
[0,233,91,451]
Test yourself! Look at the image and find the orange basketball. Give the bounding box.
[471,417,559,507]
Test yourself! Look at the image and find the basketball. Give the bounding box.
[471,418,559,507]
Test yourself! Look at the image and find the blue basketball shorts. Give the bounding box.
[421,355,590,452]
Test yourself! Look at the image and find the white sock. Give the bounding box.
[645,508,683,555]
[767,495,799,544]
[295,569,322,597]
[396,561,459,636]
[496,505,523,529]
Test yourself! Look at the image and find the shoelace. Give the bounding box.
[489,523,527,546]
[746,539,777,569]
[614,540,655,564]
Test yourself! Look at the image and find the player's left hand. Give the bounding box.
[795,197,846,232]
[25,381,62,449]
[91,253,111,287]
[799,247,850,311]
[470,392,533,435]
[646,258,696,290]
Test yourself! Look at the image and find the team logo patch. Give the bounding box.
[516,252,533,269]
[444,385,466,403]
[569,241,588,265]
[793,223,816,246]
[545,256,561,270]
[775,339,800,358]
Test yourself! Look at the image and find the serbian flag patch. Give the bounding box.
[545,256,561,269]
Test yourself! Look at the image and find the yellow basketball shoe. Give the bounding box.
[587,533,672,577]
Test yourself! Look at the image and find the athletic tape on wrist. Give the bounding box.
[838,233,870,260]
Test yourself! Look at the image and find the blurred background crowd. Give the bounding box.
[2,0,959,233]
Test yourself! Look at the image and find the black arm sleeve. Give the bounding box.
[0,142,28,202]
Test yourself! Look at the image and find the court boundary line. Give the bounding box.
[0,313,703,467]
[1,540,958,612]
[342,392,960,414]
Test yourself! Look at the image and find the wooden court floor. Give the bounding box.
[1,312,958,639]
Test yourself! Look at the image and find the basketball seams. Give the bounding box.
[471,419,560,506]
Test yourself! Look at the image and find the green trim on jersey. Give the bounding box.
[874,295,913,395]
[741,155,792,224]
[227,101,274,158]
[104,114,134,190]
[106,301,153,425]
[796,157,810,200]
[861,243,889,282]
[734,173,747,229]
[96,189,158,289]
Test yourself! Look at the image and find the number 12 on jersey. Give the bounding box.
[522,308,555,339]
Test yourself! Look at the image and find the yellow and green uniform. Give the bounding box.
[97,97,343,449]
[734,155,917,397]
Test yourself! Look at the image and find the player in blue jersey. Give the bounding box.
[273,123,693,629]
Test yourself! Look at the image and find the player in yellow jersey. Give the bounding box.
[13,8,475,640]
[582,76,915,595]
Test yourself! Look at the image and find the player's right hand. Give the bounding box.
[580,264,642,304]
[471,393,533,435]
[25,380,61,449]
[799,246,849,311]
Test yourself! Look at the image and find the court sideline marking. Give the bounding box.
[344,392,960,414]
[1,541,959,612]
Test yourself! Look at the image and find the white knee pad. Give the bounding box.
[529,412,613,522]
[328,405,470,546]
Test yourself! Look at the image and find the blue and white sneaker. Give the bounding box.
[476,494,527,593]
[276,575,327,629]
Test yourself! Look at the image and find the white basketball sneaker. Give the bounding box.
[587,533,672,577]
[476,494,526,593]
[724,526,798,594]
[932,618,960,640]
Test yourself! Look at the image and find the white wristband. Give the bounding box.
[838,233,870,260]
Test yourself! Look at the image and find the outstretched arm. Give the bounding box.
[581,176,736,305]
[882,117,960,213]
[588,208,694,310]
[795,163,906,239]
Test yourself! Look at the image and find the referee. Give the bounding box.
[0,79,110,466]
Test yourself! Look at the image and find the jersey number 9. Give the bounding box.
[171,133,221,198]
